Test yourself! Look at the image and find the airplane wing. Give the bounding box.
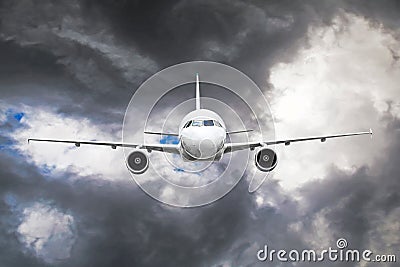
[224,129,372,153]
[27,138,180,154]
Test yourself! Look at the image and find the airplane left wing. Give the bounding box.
[224,129,372,153]
[27,138,181,154]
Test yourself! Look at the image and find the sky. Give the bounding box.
[0,0,400,266]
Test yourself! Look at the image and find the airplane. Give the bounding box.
[28,74,373,175]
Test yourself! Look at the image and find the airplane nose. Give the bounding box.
[199,139,217,158]
[182,136,219,159]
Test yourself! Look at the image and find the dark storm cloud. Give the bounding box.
[79,0,400,86]
[0,0,335,120]
[0,149,305,267]
[0,0,157,123]
[0,0,398,121]
[80,0,319,86]
[1,0,400,266]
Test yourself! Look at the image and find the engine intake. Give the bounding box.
[126,150,149,174]
[255,148,277,172]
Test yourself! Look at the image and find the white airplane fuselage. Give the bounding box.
[178,109,226,161]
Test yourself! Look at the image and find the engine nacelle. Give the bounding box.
[255,148,277,172]
[126,150,149,174]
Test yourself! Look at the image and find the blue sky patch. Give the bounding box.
[3,109,25,125]
[159,135,179,144]
[13,112,24,122]
[40,164,57,176]
[0,138,23,158]
[1,109,27,158]
[0,138,13,150]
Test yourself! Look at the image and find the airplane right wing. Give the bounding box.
[224,129,373,153]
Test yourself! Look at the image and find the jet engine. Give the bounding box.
[255,148,277,172]
[126,150,149,174]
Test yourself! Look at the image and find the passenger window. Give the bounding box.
[204,120,214,126]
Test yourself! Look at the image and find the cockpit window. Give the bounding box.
[184,120,222,127]
[204,120,214,126]
[192,120,202,127]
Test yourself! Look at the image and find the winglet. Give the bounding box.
[195,73,200,110]
[369,128,373,139]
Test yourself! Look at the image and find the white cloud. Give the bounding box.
[12,105,128,181]
[268,13,400,191]
[17,202,76,263]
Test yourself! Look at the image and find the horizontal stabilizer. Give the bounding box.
[144,131,179,136]
[226,129,253,135]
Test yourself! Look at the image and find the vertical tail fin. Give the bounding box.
[196,73,200,110]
